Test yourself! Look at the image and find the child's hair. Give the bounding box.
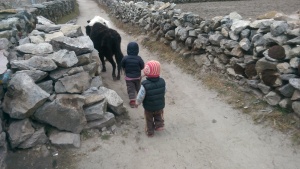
[143,60,160,77]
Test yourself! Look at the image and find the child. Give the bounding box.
[121,42,145,108]
[135,60,166,137]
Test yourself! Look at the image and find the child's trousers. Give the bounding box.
[125,79,141,100]
[144,109,164,135]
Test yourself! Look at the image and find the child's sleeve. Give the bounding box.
[136,85,146,105]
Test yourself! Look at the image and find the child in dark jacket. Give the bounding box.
[121,42,145,108]
[135,60,166,137]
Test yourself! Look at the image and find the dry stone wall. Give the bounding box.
[0,1,127,168]
[99,0,300,115]
[0,0,75,44]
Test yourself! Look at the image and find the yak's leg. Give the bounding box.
[106,54,117,80]
[99,52,106,72]
[116,62,122,80]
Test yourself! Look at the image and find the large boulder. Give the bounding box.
[7,119,35,148]
[54,72,91,94]
[34,94,87,134]
[3,73,49,119]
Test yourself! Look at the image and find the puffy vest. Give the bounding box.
[123,55,143,78]
[142,77,165,111]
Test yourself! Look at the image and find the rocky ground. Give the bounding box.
[176,0,300,20]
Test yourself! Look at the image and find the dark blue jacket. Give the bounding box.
[142,77,166,112]
[121,42,144,78]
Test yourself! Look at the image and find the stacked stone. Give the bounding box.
[0,15,126,152]
[100,0,300,115]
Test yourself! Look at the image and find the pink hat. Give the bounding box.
[143,60,160,78]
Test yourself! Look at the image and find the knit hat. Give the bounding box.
[143,60,160,78]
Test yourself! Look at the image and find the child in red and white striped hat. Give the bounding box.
[135,60,166,137]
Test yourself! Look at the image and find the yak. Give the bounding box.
[85,16,123,80]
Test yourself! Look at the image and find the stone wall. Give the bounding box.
[0,0,75,45]
[124,0,242,3]
[98,0,300,115]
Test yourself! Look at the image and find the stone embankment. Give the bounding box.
[0,1,127,168]
[99,0,300,114]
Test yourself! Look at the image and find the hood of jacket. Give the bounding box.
[127,42,139,55]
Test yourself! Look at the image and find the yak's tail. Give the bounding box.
[113,34,124,75]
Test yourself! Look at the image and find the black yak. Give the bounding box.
[85,16,123,80]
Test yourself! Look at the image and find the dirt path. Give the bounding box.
[72,0,300,168]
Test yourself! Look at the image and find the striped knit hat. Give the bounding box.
[143,60,161,78]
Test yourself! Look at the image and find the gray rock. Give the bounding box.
[37,80,54,94]
[239,38,251,51]
[11,56,57,71]
[270,21,288,37]
[213,58,225,70]
[230,20,250,34]
[49,130,80,148]
[287,36,300,45]
[82,87,106,107]
[90,76,103,88]
[83,62,98,77]
[15,43,53,55]
[229,31,239,41]
[292,101,300,116]
[18,127,48,149]
[60,24,83,38]
[55,72,91,94]
[291,90,300,101]
[276,62,295,74]
[220,39,239,49]
[49,68,71,80]
[240,29,250,39]
[194,54,211,67]
[67,66,84,76]
[0,52,8,74]
[45,32,64,42]
[18,37,30,45]
[3,73,49,119]
[85,112,116,130]
[84,100,107,121]
[209,33,224,46]
[230,46,244,57]
[50,36,94,55]
[280,74,299,81]
[255,57,277,74]
[29,35,44,44]
[289,46,300,58]
[165,30,175,40]
[0,38,11,50]
[34,94,87,133]
[98,87,125,115]
[250,19,273,29]
[264,91,281,106]
[289,57,300,68]
[279,98,292,109]
[247,80,259,88]
[289,78,300,90]
[37,16,55,25]
[15,70,48,82]
[258,83,271,94]
[48,49,78,68]
[77,53,91,66]
[278,84,295,98]
[229,12,242,20]
[263,33,287,46]
[7,119,35,148]
[36,24,61,33]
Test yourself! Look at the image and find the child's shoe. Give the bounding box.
[155,127,164,131]
[129,100,135,108]
[147,133,154,137]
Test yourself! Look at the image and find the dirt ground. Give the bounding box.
[5,0,300,169]
[176,0,300,20]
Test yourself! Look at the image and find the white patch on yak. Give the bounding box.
[88,16,111,28]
